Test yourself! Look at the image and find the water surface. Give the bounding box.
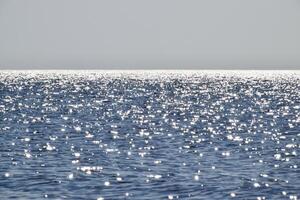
[0,71,299,199]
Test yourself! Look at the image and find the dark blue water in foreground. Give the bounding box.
[0,71,299,200]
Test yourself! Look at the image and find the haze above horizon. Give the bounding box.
[1,0,300,70]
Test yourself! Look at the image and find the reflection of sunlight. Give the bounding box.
[1,70,300,81]
[0,70,299,199]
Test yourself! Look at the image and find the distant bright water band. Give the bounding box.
[0,71,299,200]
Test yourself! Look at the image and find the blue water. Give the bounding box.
[0,71,299,200]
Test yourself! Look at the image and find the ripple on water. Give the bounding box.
[0,71,299,199]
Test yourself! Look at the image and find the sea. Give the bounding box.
[0,70,299,200]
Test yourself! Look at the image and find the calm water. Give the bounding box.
[0,71,299,200]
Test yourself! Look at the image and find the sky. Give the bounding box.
[0,0,300,70]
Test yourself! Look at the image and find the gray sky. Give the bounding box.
[0,0,300,69]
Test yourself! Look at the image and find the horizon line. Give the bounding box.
[1,67,300,71]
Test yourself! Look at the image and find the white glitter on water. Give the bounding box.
[1,70,300,200]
